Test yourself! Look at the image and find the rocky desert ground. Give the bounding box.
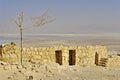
[0,61,120,80]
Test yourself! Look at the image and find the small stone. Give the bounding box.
[19,68,26,74]
[11,42,16,46]
[39,79,43,80]
[4,65,11,70]
[11,65,17,69]
[18,70,22,73]
[8,75,14,79]
[11,62,19,65]
[28,75,33,80]
[0,61,8,65]
[17,65,22,69]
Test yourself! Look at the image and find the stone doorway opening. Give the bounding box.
[55,50,62,65]
[69,50,76,65]
[95,52,99,65]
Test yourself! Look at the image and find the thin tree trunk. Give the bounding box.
[20,28,23,65]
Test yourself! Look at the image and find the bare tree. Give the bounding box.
[14,11,54,65]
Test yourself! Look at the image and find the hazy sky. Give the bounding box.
[0,0,120,34]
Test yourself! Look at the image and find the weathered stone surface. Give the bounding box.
[0,42,20,63]
[0,61,8,65]
[1,42,120,68]
[4,65,11,70]
[17,65,23,69]
[106,56,120,68]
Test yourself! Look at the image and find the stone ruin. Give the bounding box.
[0,42,120,68]
[0,42,20,63]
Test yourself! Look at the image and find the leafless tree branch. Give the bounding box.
[14,11,54,65]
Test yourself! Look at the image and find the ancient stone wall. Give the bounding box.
[107,56,120,68]
[1,43,120,68]
[22,45,107,66]
[0,43,108,67]
[0,42,20,63]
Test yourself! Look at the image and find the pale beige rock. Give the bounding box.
[4,65,11,70]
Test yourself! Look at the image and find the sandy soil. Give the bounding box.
[0,61,120,80]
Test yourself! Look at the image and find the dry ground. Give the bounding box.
[0,62,120,80]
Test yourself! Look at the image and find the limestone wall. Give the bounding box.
[22,45,107,66]
[107,56,120,68]
[0,42,20,63]
[0,43,108,67]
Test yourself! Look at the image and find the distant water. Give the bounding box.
[0,36,19,44]
[0,34,120,44]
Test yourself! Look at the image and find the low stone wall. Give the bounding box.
[0,42,20,63]
[107,56,120,68]
[23,45,107,66]
[0,43,108,67]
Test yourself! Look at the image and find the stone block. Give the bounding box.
[11,65,17,69]
[4,65,11,70]
[33,48,37,51]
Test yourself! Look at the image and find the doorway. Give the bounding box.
[95,52,99,65]
[69,50,76,65]
[55,50,62,65]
